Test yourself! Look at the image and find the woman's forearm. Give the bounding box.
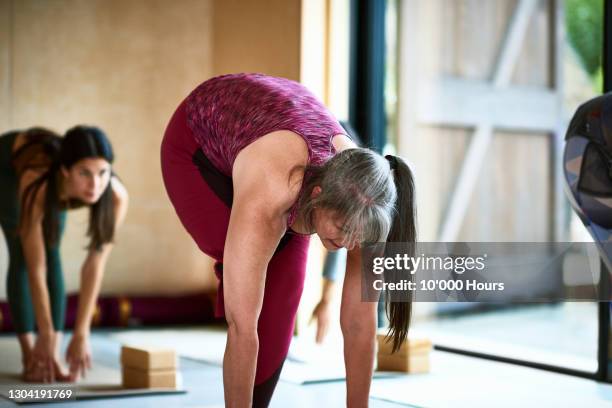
[341,246,376,406]
[223,325,259,407]
[343,327,376,407]
[21,223,55,335]
[320,277,336,303]
[73,262,104,336]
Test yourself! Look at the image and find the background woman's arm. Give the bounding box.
[19,175,56,381]
[73,177,128,336]
[20,202,53,335]
[341,246,377,407]
[68,177,128,379]
[311,276,336,343]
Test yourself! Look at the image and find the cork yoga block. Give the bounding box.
[121,345,177,370]
[376,334,432,357]
[122,366,178,389]
[377,353,430,373]
[376,334,432,373]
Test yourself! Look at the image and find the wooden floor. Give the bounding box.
[0,333,401,407]
[1,329,611,407]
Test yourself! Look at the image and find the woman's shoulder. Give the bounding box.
[110,176,129,205]
[110,176,129,226]
[17,170,48,223]
[233,130,308,211]
[12,131,60,176]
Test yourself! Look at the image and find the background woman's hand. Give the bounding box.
[29,331,56,383]
[310,299,332,344]
[65,333,92,381]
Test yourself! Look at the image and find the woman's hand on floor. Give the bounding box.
[25,358,71,383]
[66,333,92,381]
[28,331,56,383]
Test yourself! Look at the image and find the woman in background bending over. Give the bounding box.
[0,126,128,382]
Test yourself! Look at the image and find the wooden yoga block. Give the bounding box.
[122,366,177,389]
[376,334,432,357]
[376,334,432,373]
[377,352,430,373]
[121,345,177,371]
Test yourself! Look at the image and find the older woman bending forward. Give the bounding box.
[160,73,416,407]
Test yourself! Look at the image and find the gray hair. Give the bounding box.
[295,148,397,245]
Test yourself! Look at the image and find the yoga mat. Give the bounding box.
[0,338,185,404]
[370,350,612,408]
[109,328,401,385]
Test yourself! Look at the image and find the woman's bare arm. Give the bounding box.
[19,173,58,381]
[18,172,54,336]
[341,246,377,407]
[73,177,128,337]
[66,177,128,379]
[68,178,128,377]
[222,193,288,407]
[222,131,306,407]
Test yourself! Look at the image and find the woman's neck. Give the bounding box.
[289,212,313,235]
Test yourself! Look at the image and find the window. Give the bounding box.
[390,0,604,374]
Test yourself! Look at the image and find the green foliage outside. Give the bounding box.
[565,0,603,91]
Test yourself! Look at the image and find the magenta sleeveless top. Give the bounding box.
[185,73,348,228]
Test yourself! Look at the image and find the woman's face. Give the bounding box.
[62,158,112,204]
[310,186,359,251]
[312,206,355,251]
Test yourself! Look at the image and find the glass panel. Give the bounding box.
[390,0,603,373]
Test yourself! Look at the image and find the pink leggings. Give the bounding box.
[160,99,310,407]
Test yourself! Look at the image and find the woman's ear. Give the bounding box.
[311,185,322,198]
[60,165,69,178]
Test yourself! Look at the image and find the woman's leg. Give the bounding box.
[161,99,309,406]
[1,132,37,378]
[1,131,68,380]
[5,231,36,333]
[161,100,230,263]
[45,211,66,333]
[4,226,37,378]
[45,211,70,380]
[5,226,69,381]
[251,234,310,407]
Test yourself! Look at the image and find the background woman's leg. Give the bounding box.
[5,230,36,334]
[1,132,37,377]
[4,227,37,378]
[44,211,70,379]
[45,211,66,333]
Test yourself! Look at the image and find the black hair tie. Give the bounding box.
[385,154,398,170]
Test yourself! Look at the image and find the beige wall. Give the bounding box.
[1,0,217,297]
[0,0,340,340]
[213,0,302,79]
[0,0,310,298]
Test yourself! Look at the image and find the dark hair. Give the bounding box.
[19,125,115,250]
[383,154,417,352]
